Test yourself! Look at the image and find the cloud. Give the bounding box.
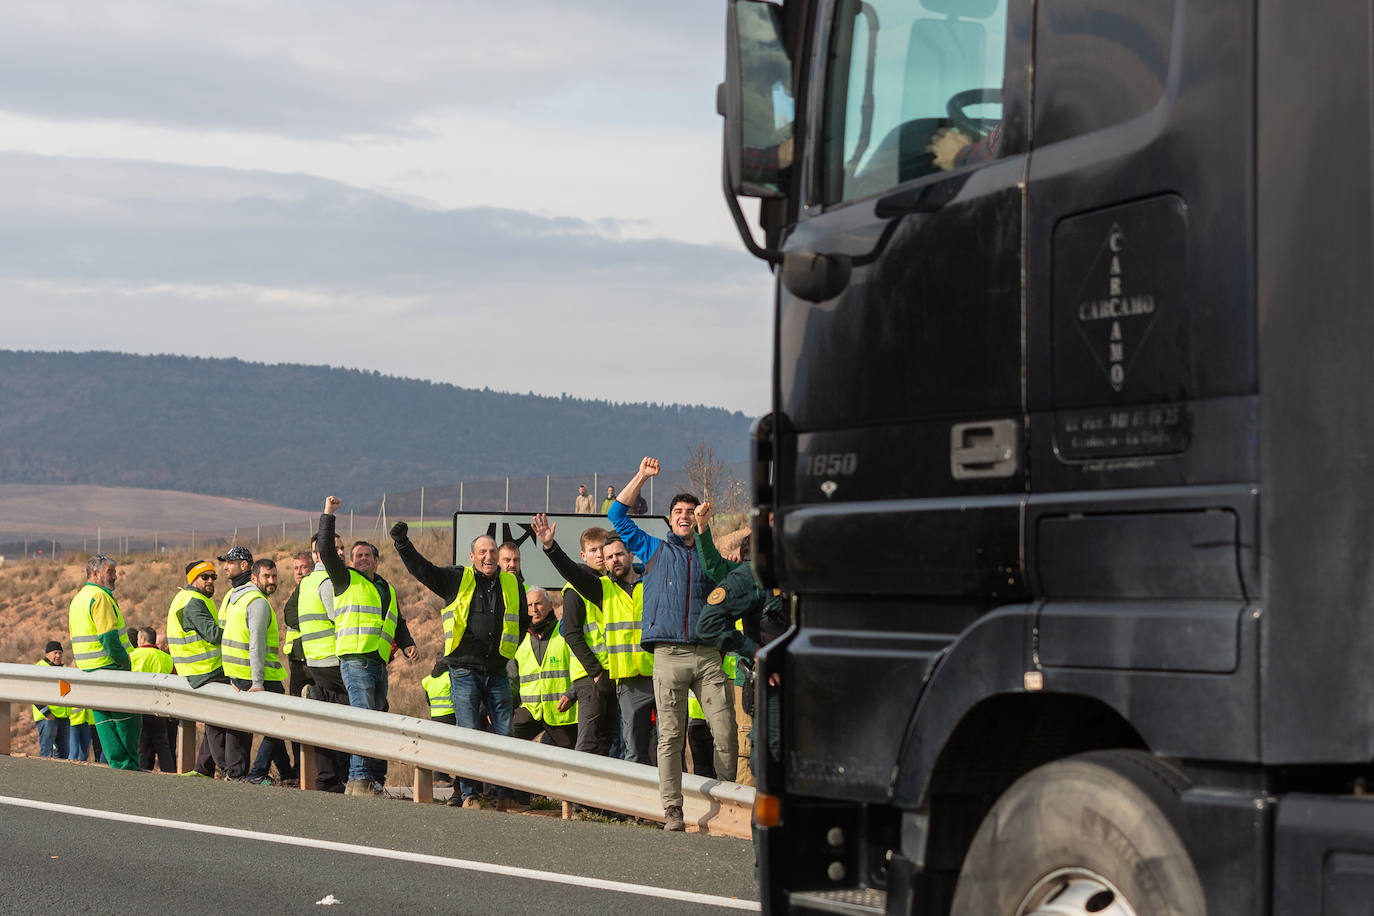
[0,152,774,412]
[0,1,724,138]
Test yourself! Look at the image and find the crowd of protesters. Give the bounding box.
[40,457,787,829]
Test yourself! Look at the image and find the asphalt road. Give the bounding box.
[0,757,759,915]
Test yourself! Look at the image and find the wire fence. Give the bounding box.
[0,461,750,563]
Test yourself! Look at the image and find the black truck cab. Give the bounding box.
[721,1,1374,913]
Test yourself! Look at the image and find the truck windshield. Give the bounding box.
[822,0,1008,205]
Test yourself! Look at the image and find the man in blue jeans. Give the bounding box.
[390,519,527,809]
[319,497,416,797]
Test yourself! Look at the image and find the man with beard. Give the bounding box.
[532,517,654,766]
[390,520,527,809]
[223,557,297,785]
[167,560,234,778]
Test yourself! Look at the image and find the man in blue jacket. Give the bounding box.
[610,456,737,831]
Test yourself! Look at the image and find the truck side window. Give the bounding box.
[822,0,1009,206]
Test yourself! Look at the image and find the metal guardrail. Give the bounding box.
[0,663,755,838]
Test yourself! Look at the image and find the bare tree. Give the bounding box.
[683,442,749,525]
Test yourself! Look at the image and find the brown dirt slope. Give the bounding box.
[3,530,453,766]
[0,484,305,538]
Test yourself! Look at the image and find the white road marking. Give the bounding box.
[0,795,759,911]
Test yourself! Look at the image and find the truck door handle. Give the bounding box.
[951,420,1020,479]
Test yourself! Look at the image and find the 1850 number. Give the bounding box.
[805,452,858,476]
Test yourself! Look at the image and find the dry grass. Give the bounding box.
[2,529,453,772]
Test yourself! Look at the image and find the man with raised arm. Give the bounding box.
[318,496,415,797]
[533,516,653,764]
[553,526,618,757]
[389,518,527,810]
[606,457,738,832]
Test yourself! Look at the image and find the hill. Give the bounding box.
[0,351,754,509]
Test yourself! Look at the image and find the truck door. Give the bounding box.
[778,0,1032,602]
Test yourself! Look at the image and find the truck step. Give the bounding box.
[789,887,888,915]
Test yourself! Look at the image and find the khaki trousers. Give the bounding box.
[653,644,738,809]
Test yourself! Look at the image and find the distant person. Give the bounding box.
[533,518,654,766]
[512,588,578,750]
[600,486,616,514]
[167,559,234,779]
[32,641,70,759]
[610,457,737,832]
[319,498,416,797]
[389,519,527,810]
[67,554,141,771]
[573,484,595,515]
[129,628,176,773]
[223,557,296,785]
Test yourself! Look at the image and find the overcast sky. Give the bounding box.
[0,1,775,414]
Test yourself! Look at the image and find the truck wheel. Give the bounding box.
[949,750,1205,916]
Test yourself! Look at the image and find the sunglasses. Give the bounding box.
[199,573,218,581]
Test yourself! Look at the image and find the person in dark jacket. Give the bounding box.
[610,456,737,832]
[389,520,528,810]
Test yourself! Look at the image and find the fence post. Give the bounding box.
[0,702,10,755]
[459,482,464,511]
[420,487,425,529]
[154,532,158,554]
[594,472,598,501]
[257,524,261,546]
[545,476,550,513]
[349,510,354,539]
[505,478,510,511]
[650,478,654,514]
[282,521,287,541]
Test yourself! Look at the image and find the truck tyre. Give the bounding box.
[949,750,1205,916]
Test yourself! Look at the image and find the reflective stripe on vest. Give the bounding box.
[440,568,521,660]
[515,630,577,726]
[422,672,454,717]
[601,579,652,680]
[564,582,610,682]
[32,659,69,721]
[296,570,337,663]
[333,570,385,656]
[221,585,286,681]
[166,587,223,677]
[68,583,131,671]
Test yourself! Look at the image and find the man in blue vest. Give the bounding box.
[610,456,738,832]
[391,520,528,809]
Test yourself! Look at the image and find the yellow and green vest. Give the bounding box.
[602,579,653,680]
[129,646,175,674]
[515,629,577,726]
[296,570,337,663]
[221,585,286,682]
[440,568,521,660]
[69,583,132,672]
[333,570,387,657]
[564,583,610,682]
[31,658,69,722]
[166,587,223,677]
[422,671,454,718]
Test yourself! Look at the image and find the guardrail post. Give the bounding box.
[414,767,434,804]
[300,745,316,790]
[177,720,197,773]
[0,701,10,755]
